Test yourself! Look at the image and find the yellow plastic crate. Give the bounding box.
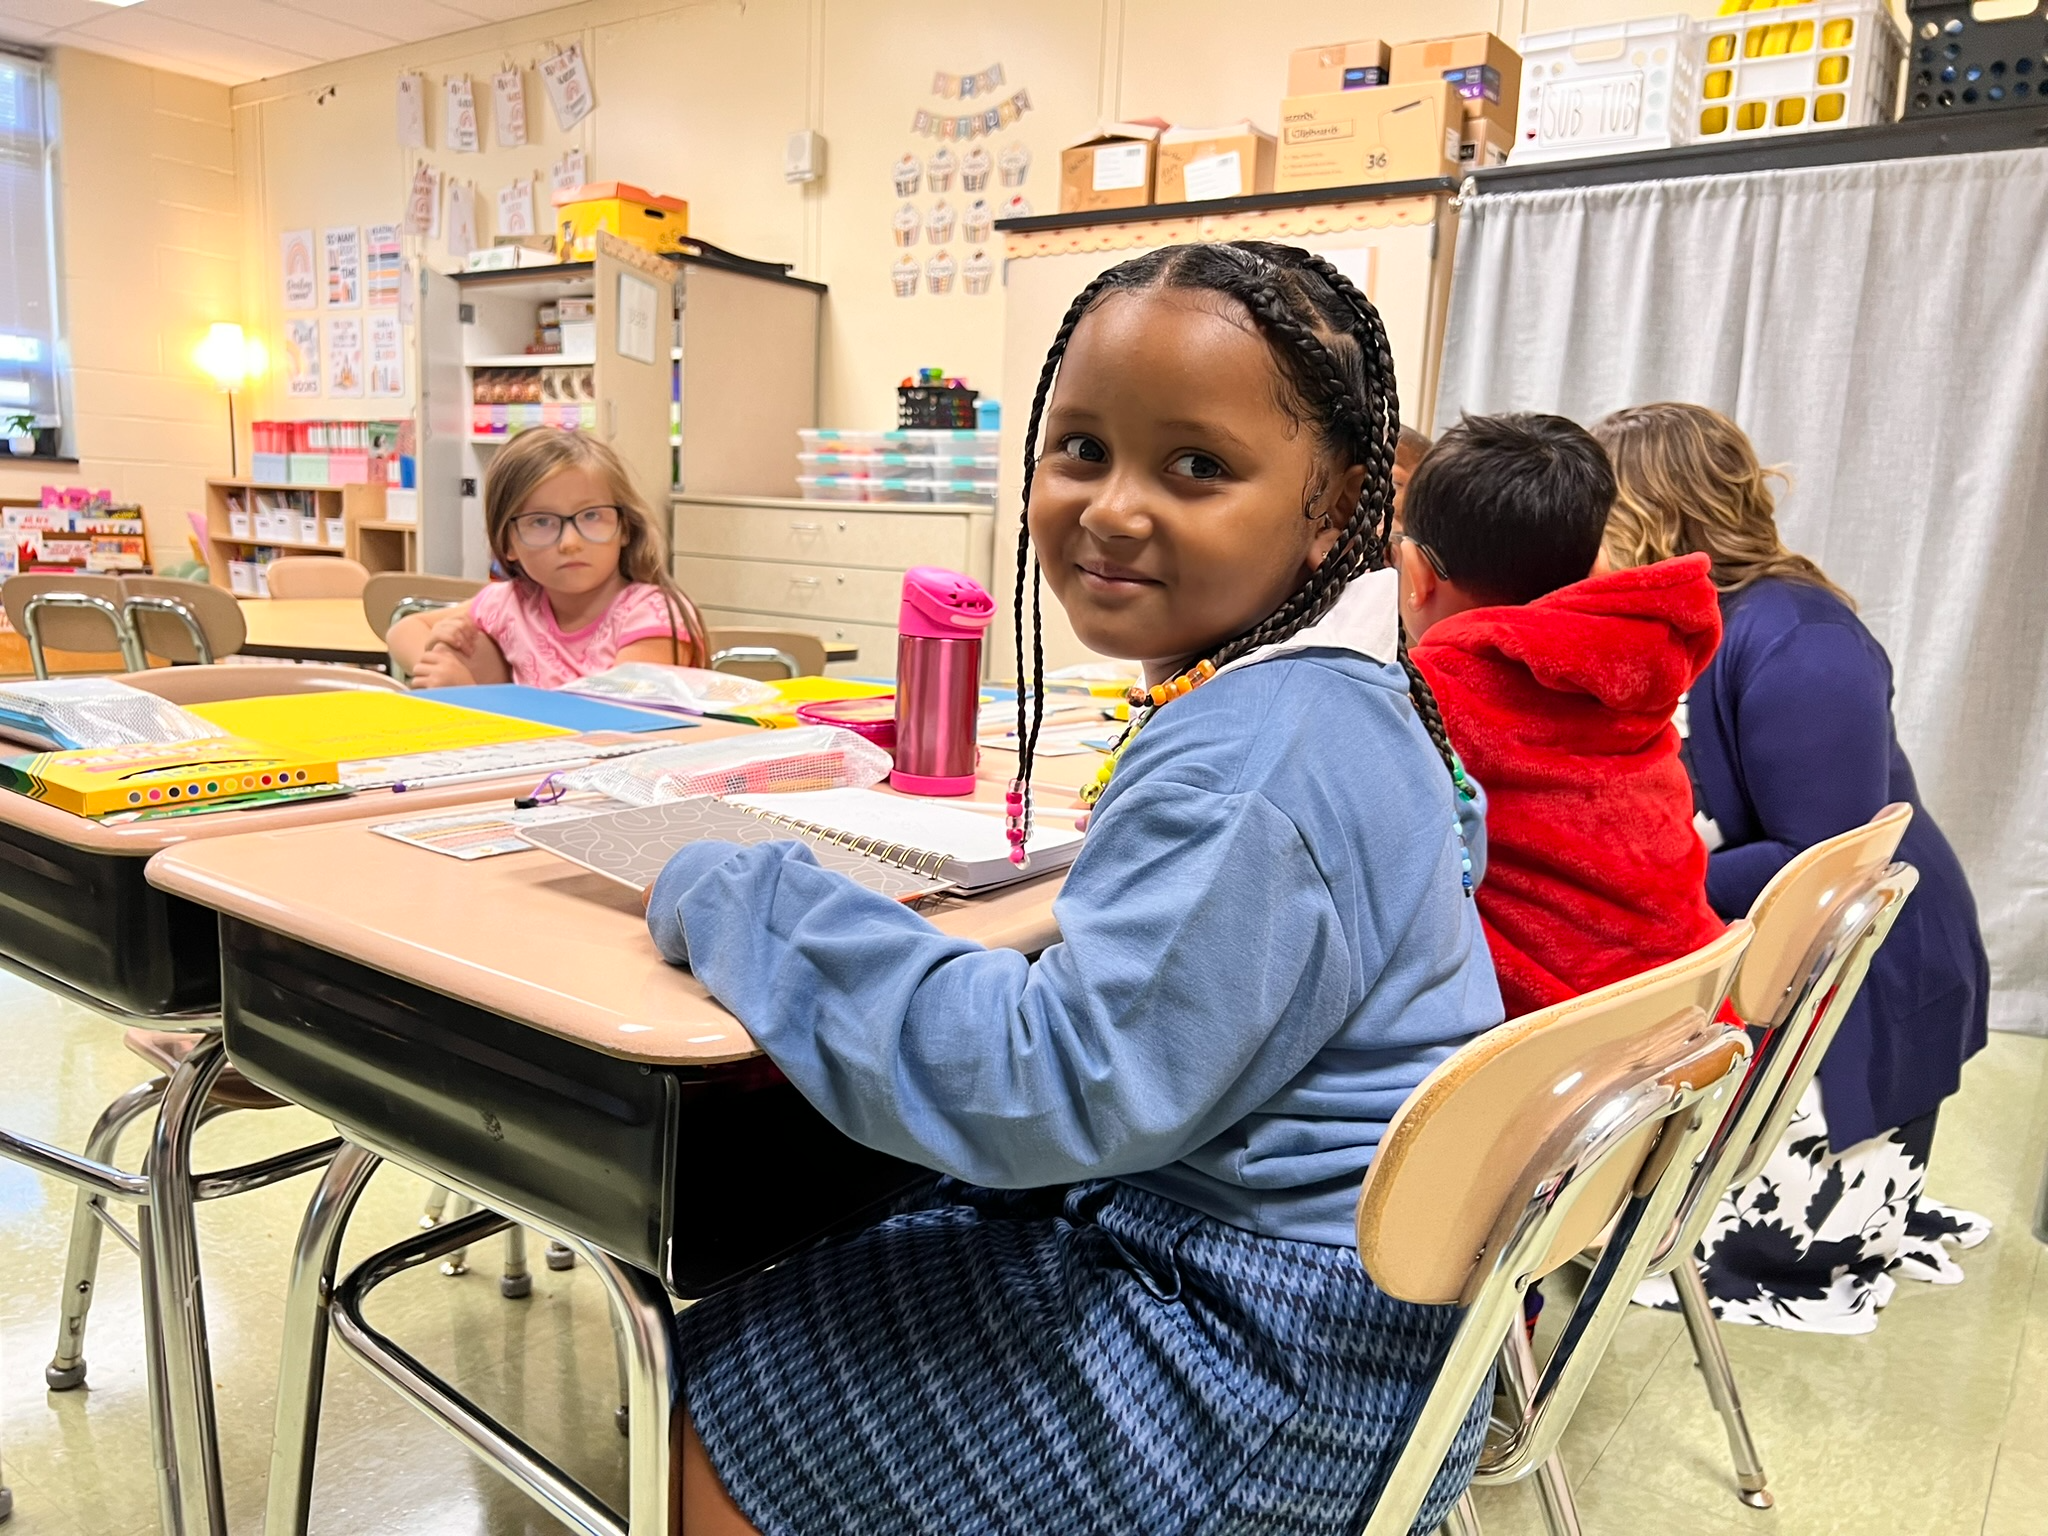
[553,182,690,262]
[1695,0,1904,139]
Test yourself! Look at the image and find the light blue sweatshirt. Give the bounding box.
[647,589,1503,1247]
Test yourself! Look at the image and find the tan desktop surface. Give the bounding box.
[147,736,1103,1068]
[237,598,386,655]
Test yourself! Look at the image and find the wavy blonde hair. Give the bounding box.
[1590,402,1853,608]
[484,428,708,665]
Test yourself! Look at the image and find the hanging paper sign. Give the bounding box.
[396,72,427,148]
[326,316,364,397]
[404,163,441,236]
[365,223,402,308]
[280,229,316,310]
[493,67,527,148]
[446,180,477,261]
[552,146,587,196]
[931,63,1004,100]
[323,226,360,307]
[891,254,920,299]
[368,314,404,398]
[446,75,480,152]
[285,319,320,397]
[540,43,595,131]
[912,89,1030,138]
[397,259,417,327]
[498,178,535,237]
[963,249,995,296]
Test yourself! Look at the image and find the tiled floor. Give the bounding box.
[0,971,2041,1535]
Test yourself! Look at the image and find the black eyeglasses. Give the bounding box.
[1387,529,1449,580]
[510,505,622,549]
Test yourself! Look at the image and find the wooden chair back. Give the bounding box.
[123,577,247,664]
[2,572,137,673]
[361,573,483,640]
[122,663,405,705]
[264,557,370,600]
[708,627,828,680]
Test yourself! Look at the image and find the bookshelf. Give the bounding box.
[203,479,412,597]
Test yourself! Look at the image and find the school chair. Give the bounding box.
[124,660,406,704]
[123,576,247,666]
[1618,803,1920,1511]
[708,626,827,680]
[264,555,371,600]
[361,572,484,640]
[1,571,144,676]
[1355,924,1754,1536]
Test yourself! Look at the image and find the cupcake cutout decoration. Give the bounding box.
[1000,194,1033,220]
[892,202,921,247]
[892,254,920,298]
[999,145,1031,187]
[926,146,957,192]
[926,249,957,295]
[962,249,995,296]
[892,153,921,196]
[960,146,992,191]
[963,199,993,243]
[927,200,956,244]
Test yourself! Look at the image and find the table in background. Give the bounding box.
[237,598,386,666]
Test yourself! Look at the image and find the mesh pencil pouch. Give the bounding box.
[0,679,228,751]
[560,726,891,805]
[558,664,780,714]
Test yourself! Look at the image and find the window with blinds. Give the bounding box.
[0,48,65,457]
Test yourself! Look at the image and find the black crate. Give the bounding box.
[897,385,979,429]
[1903,1,2048,115]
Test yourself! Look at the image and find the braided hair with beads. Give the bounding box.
[1006,240,1470,865]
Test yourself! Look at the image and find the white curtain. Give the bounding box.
[1436,147,2048,1035]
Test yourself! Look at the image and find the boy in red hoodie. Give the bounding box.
[1394,413,1725,1021]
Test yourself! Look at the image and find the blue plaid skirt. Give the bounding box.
[680,1179,1488,1535]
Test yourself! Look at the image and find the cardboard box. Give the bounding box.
[1287,39,1391,96]
[1458,115,1514,171]
[1390,32,1522,134]
[1276,82,1462,193]
[1058,122,1164,214]
[1155,123,1277,203]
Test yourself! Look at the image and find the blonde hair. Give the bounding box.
[1590,402,1853,608]
[484,428,709,665]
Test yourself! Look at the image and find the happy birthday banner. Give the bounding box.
[933,63,1004,99]
[913,88,1031,140]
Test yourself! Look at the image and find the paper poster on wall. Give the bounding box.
[396,72,426,148]
[445,75,480,153]
[280,229,316,311]
[493,68,527,147]
[285,319,320,397]
[405,164,442,237]
[326,317,364,397]
[446,180,478,261]
[365,224,402,308]
[615,271,657,364]
[498,178,534,237]
[540,43,595,131]
[397,260,417,327]
[368,314,404,398]
[552,147,586,196]
[323,227,361,307]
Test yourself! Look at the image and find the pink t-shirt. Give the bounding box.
[469,579,683,689]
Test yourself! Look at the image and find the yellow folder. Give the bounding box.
[188,690,571,760]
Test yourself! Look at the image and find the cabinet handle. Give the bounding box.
[836,520,847,532]
[790,577,821,588]
[789,521,822,533]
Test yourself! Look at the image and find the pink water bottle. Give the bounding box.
[892,566,995,796]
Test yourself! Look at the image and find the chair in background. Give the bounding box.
[361,572,483,640]
[1,572,142,677]
[122,577,247,666]
[1353,924,1754,1536]
[708,626,827,680]
[1620,803,1920,1512]
[124,662,406,704]
[264,557,371,600]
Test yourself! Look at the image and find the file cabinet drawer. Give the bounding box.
[676,555,905,625]
[672,501,970,570]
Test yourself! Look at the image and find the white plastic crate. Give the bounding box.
[1693,0,1903,141]
[796,475,869,503]
[1512,16,1701,163]
[799,429,893,454]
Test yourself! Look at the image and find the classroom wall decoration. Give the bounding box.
[326,317,364,397]
[405,163,442,237]
[553,147,587,196]
[446,180,478,261]
[281,229,316,310]
[892,254,920,298]
[926,250,956,294]
[499,178,535,238]
[365,224,402,308]
[960,146,990,191]
[932,63,1003,99]
[285,319,319,397]
[893,64,1030,296]
[493,67,527,148]
[911,90,1031,139]
[396,72,426,148]
[963,250,994,295]
[368,314,404,398]
[324,226,360,307]
[540,43,595,131]
[446,75,481,152]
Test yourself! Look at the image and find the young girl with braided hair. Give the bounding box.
[647,240,1503,1536]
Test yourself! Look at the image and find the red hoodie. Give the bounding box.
[1411,554,1726,1021]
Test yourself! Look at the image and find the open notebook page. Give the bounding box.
[728,787,1085,892]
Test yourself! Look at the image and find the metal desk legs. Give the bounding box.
[269,1143,680,1536]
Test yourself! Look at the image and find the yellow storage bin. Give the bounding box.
[553,182,691,262]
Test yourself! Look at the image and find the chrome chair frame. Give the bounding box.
[268,1137,679,1536]
[21,590,145,677]
[1362,1028,1750,1536]
[123,591,217,666]
[710,644,801,679]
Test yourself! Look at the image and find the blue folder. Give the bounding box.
[424,684,690,736]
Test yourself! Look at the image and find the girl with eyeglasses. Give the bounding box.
[390,427,708,688]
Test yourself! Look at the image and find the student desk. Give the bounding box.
[0,719,726,1536]
[236,597,388,665]
[147,745,1097,1536]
